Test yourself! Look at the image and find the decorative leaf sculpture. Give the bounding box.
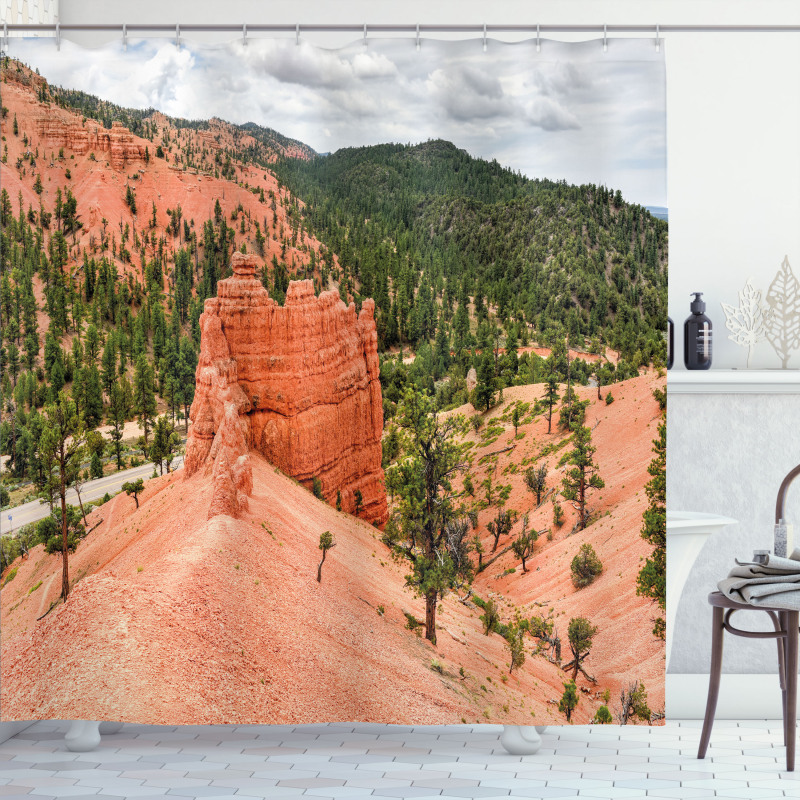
[765,256,800,368]
[720,279,771,368]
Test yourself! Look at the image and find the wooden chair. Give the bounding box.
[698,591,799,771]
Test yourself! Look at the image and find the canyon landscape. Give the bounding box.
[0,52,667,725]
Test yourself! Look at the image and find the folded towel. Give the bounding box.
[718,547,800,610]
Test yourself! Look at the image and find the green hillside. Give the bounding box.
[274,139,667,366]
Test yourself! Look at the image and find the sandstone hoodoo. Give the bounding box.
[185,253,388,524]
[36,116,148,169]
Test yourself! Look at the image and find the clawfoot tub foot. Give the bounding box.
[64,721,101,752]
[500,725,543,755]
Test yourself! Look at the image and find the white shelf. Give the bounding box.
[669,369,800,394]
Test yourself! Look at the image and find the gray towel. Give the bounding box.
[718,547,800,610]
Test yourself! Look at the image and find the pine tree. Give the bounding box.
[559,680,578,722]
[637,420,666,638]
[592,705,613,724]
[122,478,144,508]
[383,387,469,645]
[108,383,127,470]
[571,543,603,588]
[134,353,157,445]
[150,415,179,475]
[90,450,103,479]
[543,375,559,434]
[511,514,538,572]
[83,365,104,429]
[487,508,517,552]
[317,531,336,583]
[39,392,86,601]
[175,336,196,432]
[559,384,589,431]
[49,356,65,397]
[511,405,521,435]
[125,185,137,215]
[433,323,450,380]
[505,620,526,674]
[523,463,548,505]
[100,336,116,399]
[559,426,604,529]
[473,349,496,413]
[565,616,598,682]
[354,488,363,517]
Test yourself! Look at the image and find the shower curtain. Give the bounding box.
[0,35,667,726]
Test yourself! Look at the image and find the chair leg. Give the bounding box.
[698,606,725,760]
[777,611,788,746]
[785,611,798,772]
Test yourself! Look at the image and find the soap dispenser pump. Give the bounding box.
[684,292,712,370]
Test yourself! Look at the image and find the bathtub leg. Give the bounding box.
[64,721,101,752]
[499,725,542,755]
[98,721,124,735]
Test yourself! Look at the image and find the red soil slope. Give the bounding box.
[459,372,666,717]
[1,373,664,726]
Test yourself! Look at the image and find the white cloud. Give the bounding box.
[8,36,666,205]
[135,45,196,111]
[527,96,581,131]
[427,65,516,121]
[531,62,591,97]
[351,51,398,80]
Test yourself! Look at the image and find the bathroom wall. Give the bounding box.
[667,391,800,675]
[666,33,800,370]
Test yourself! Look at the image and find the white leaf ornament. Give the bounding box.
[720,278,771,368]
[765,255,800,369]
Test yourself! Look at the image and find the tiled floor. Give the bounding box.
[0,720,798,799]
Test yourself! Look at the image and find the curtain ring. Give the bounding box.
[242,23,247,46]
[176,23,180,50]
[296,23,300,46]
[363,23,367,46]
[603,23,607,53]
[536,23,540,53]
[483,22,487,52]
[415,23,420,51]
[656,23,660,52]
[56,22,60,51]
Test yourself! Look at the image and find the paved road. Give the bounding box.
[1,457,184,536]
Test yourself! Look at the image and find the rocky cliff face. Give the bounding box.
[36,117,147,168]
[185,253,387,525]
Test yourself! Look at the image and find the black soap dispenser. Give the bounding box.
[684,292,712,370]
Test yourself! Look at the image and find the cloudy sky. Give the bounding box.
[10,36,667,207]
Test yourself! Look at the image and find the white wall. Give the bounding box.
[667,392,800,675]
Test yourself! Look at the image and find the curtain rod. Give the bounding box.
[3,23,800,35]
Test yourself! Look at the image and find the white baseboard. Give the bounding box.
[0,721,33,744]
[668,673,785,719]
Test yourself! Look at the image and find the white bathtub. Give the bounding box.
[666,511,738,669]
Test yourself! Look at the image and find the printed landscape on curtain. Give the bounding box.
[0,36,667,725]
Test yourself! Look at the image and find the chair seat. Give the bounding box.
[708,590,790,614]
[698,591,799,771]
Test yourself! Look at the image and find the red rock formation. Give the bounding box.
[35,116,147,168]
[185,253,387,524]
